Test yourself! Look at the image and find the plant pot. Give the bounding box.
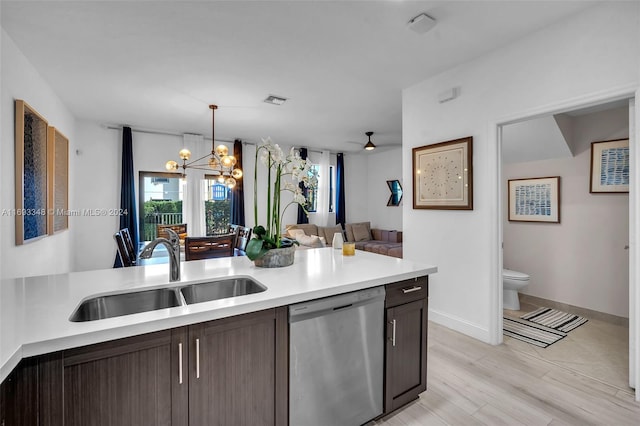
[253,245,296,268]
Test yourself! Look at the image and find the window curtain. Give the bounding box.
[336,153,346,226]
[313,150,330,226]
[230,139,245,226]
[114,127,139,268]
[182,134,206,237]
[296,147,309,224]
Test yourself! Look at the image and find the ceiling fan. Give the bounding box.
[344,131,402,152]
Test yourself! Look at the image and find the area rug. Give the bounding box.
[503,317,566,348]
[521,307,588,333]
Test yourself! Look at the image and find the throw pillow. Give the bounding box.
[322,225,344,245]
[287,228,306,239]
[297,234,323,248]
[352,223,371,242]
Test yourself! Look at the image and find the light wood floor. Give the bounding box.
[376,321,640,426]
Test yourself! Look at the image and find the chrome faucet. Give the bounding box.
[139,228,181,282]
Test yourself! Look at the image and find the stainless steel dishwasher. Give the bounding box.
[289,286,385,426]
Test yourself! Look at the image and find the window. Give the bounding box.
[306,165,334,213]
[139,172,183,240]
[204,174,232,235]
[306,165,319,212]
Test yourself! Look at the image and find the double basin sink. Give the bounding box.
[70,277,266,322]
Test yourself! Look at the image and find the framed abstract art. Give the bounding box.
[590,139,629,193]
[508,176,560,223]
[412,136,473,210]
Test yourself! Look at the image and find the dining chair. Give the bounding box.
[120,228,137,264]
[114,231,135,267]
[184,235,235,261]
[233,226,252,256]
[157,223,188,241]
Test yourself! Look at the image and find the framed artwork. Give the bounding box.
[590,139,629,193]
[15,100,49,244]
[386,179,403,206]
[412,136,473,210]
[508,176,560,223]
[48,127,69,233]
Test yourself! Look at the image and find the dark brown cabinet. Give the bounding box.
[383,276,428,415]
[62,329,178,426]
[187,308,288,426]
[1,308,287,426]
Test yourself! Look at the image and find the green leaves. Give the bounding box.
[246,238,268,261]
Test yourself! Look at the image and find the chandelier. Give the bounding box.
[165,104,242,188]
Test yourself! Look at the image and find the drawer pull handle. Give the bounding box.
[196,338,200,379]
[178,343,183,384]
[402,286,422,294]
[392,319,397,347]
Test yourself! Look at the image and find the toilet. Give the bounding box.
[503,269,530,310]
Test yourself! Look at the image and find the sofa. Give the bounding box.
[286,221,403,258]
[344,222,403,258]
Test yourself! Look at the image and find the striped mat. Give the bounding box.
[503,317,566,348]
[521,307,588,333]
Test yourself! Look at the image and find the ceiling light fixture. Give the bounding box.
[264,94,288,105]
[165,104,242,188]
[364,131,376,151]
[407,12,437,34]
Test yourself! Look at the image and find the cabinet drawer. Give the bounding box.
[385,276,428,308]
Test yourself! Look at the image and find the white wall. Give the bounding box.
[403,2,640,341]
[365,147,403,231]
[72,121,120,272]
[504,107,629,318]
[344,153,369,224]
[1,30,76,279]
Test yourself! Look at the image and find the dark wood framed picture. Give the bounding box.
[412,136,473,210]
[15,99,49,244]
[590,138,629,193]
[508,176,560,223]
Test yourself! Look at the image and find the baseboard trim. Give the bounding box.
[520,294,629,327]
[429,308,491,344]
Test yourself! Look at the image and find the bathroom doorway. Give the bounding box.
[495,94,638,398]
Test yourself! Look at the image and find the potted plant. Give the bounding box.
[246,138,317,267]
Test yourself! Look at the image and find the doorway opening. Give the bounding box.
[496,95,636,395]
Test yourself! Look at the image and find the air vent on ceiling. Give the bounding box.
[407,13,436,34]
[264,95,288,105]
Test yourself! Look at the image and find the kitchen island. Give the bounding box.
[1,247,436,425]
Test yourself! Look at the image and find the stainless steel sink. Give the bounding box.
[70,288,181,322]
[179,277,267,305]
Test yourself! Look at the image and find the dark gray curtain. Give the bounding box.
[336,153,345,226]
[230,139,245,226]
[114,127,139,267]
[297,147,309,224]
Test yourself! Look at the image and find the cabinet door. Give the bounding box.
[61,329,186,426]
[188,308,287,426]
[385,298,428,413]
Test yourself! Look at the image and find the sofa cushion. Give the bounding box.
[297,234,324,248]
[286,224,318,238]
[287,229,307,240]
[345,222,370,242]
[387,246,403,258]
[320,225,344,246]
[352,223,372,242]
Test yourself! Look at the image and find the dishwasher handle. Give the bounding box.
[289,286,385,323]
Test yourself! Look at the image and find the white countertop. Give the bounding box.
[0,247,436,382]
